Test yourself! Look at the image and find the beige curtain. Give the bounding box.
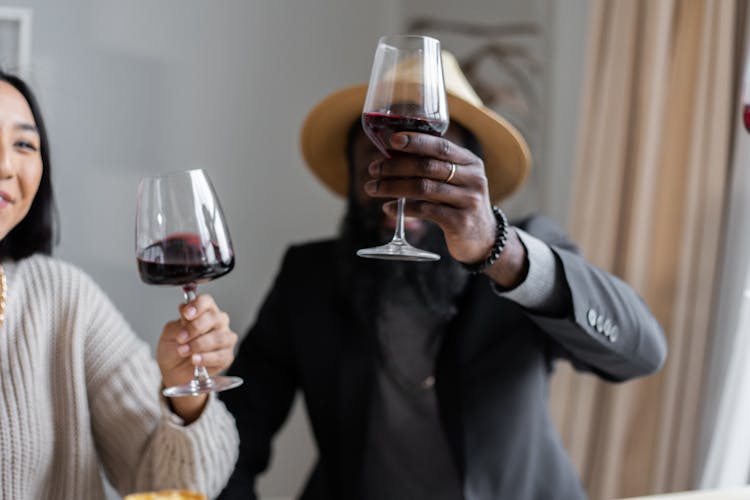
[549,0,741,498]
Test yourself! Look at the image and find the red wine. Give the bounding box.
[744,103,750,133]
[362,112,448,156]
[137,233,234,286]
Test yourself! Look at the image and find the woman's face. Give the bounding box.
[0,81,42,241]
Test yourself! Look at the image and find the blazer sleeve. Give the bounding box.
[218,250,299,500]
[516,214,667,382]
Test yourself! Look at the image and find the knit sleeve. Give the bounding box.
[77,269,239,497]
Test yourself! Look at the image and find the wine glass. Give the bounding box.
[743,41,750,133]
[135,168,243,397]
[357,35,449,261]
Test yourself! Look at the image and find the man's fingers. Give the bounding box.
[367,177,483,210]
[383,200,464,228]
[370,157,460,184]
[389,132,476,165]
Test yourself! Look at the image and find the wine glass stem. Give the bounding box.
[182,284,212,384]
[194,365,211,382]
[183,284,197,303]
[392,197,407,242]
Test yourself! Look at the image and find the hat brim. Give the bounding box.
[300,84,531,204]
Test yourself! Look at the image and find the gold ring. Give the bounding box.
[444,163,457,184]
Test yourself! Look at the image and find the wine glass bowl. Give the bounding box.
[137,232,234,287]
[135,169,242,397]
[357,35,449,261]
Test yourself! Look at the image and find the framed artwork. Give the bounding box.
[406,17,541,161]
[0,7,32,74]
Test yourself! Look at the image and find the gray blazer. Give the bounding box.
[219,214,667,500]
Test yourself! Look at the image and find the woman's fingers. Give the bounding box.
[186,328,237,356]
[178,294,230,340]
[194,348,236,374]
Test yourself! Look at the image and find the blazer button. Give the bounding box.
[596,315,605,333]
[609,326,619,343]
[587,308,598,327]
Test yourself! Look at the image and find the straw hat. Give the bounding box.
[124,490,206,500]
[300,51,531,203]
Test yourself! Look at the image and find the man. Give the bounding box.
[219,53,667,500]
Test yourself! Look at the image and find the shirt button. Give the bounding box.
[421,375,436,389]
[587,308,598,327]
[603,319,613,337]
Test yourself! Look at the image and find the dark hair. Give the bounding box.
[0,70,56,260]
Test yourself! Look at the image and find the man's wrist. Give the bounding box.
[484,227,529,289]
[460,206,511,275]
[493,229,568,315]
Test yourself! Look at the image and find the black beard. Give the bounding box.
[335,197,469,323]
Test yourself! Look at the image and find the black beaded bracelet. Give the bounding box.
[461,206,509,275]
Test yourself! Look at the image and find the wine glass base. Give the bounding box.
[357,240,440,262]
[162,375,244,398]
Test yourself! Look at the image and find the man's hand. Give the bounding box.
[364,131,527,288]
[364,130,496,264]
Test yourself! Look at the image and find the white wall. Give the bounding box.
[696,6,750,485]
[402,0,589,227]
[543,0,589,227]
[403,0,548,219]
[4,0,588,497]
[21,0,400,349]
[10,1,398,497]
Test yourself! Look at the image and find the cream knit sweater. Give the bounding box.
[0,255,239,499]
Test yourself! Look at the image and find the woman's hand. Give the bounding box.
[157,293,238,423]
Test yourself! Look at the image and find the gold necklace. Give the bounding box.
[0,264,6,327]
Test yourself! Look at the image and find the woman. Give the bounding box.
[0,70,239,498]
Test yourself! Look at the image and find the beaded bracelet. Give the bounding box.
[461,206,509,275]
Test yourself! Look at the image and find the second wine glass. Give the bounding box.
[357,35,449,262]
[135,168,243,397]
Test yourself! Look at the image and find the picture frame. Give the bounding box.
[0,7,32,74]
